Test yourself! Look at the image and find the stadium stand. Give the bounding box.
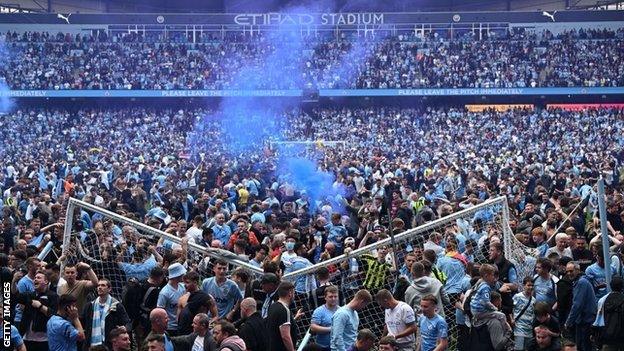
[3,7,624,351]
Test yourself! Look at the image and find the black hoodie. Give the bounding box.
[600,291,624,344]
[178,291,211,335]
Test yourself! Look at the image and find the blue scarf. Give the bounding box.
[90,295,113,346]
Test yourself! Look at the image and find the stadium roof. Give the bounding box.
[2,0,623,13]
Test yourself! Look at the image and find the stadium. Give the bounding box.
[1,0,623,351]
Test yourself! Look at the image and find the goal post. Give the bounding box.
[284,196,538,347]
[61,198,263,299]
[64,198,263,271]
[282,196,529,279]
[62,195,536,348]
[269,140,347,149]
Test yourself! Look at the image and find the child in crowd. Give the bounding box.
[470,264,499,321]
[512,277,536,351]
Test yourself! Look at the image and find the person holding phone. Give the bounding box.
[47,294,86,351]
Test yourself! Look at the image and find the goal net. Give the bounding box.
[61,198,263,301]
[283,196,537,348]
[62,196,535,349]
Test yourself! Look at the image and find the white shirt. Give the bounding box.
[6,165,15,178]
[385,301,416,345]
[186,226,203,243]
[546,246,573,259]
[353,176,365,193]
[192,335,204,351]
[424,241,444,256]
[281,251,298,267]
[94,195,105,206]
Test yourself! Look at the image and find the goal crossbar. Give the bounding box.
[283,196,509,279]
[270,140,347,146]
[63,198,264,274]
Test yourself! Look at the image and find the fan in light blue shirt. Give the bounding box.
[201,276,242,318]
[10,325,24,349]
[325,222,347,250]
[331,305,359,351]
[455,275,472,326]
[585,261,617,301]
[15,274,34,323]
[533,274,558,306]
[470,281,496,315]
[211,224,232,244]
[157,281,186,331]
[285,255,317,293]
[419,313,448,351]
[250,212,265,224]
[120,254,158,281]
[311,304,338,349]
[436,253,466,294]
[48,315,80,351]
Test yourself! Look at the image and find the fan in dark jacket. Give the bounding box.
[555,271,574,337]
[593,276,624,349]
[172,313,217,351]
[81,278,130,351]
[526,325,561,351]
[178,291,214,335]
[238,297,268,351]
[15,271,58,351]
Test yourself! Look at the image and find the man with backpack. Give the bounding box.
[533,258,559,308]
[593,276,624,351]
[123,266,165,348]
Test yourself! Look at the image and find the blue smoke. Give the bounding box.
[188,1,381,213]
[0,36,14,113]
[277,156,346,213]
[0,80,11,113]
[188,20,308,158]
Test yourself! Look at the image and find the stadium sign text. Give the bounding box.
[2,282,10,347]
[233,13,384,26]
[397,88,525,96]
[2,87,624,98]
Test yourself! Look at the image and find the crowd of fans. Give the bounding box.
[1,104,624,351]
[1,28,623,90]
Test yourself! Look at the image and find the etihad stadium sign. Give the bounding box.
[233,13,385,26]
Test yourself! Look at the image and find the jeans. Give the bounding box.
[513,335,531,351]
[573,323,592,351]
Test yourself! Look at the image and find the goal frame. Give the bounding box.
[61,197,263,274]
[282,195,514,280]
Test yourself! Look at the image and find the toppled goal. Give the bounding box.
[61,196,536,349]
[283,196,537,348]
[61,198,263,301]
